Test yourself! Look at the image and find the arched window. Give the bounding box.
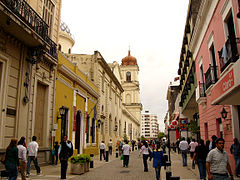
[126,72,131,82]
[126,94,131,104]
[58,44,62,51]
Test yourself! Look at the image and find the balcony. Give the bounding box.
[204,65,218,90]
[1,0,57,60]
[218,37,239,73]
[196,82,206,106]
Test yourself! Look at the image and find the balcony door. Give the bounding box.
[34,83,47,147]
[209,44,218,83]
[75,111,81,154]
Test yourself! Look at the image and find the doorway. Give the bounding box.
[75,111,81,154]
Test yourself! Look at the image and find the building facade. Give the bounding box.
[190,0,240,170]
[0,0,61,164]
[141,111,159,139]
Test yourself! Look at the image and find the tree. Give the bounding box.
[140,135,146,141]
[187,120,200,134]
[158,132,165,140]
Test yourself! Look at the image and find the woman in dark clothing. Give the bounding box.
[151,143,164,180]
[5,138,19,180]
[193,139,208,180]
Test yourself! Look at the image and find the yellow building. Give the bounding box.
[55,52,99,155]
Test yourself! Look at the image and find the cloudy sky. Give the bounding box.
[61,0,189,131]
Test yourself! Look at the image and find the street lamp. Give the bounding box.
[114,124,118,131]
[59,106,65,141]
[221,107,228,119]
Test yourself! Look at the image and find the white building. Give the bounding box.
[141,111,159,138]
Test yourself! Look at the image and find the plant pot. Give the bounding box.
[84,162,90,172]
[71,163,85,175]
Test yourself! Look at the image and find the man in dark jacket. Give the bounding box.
[58,135,73,179]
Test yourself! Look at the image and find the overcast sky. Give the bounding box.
[61,0,189,131]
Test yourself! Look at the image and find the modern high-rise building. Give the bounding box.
[141,111,159,138]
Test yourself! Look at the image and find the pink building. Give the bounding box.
[193,0,240,171]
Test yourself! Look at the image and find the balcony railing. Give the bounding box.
[205,65,218,90]
[198,82,206,97]
[1,0,57,59]
[218,37,239,73]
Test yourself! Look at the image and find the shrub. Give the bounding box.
[70,154,91,164]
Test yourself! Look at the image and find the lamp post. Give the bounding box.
[221,107,228,119]
[59,106,65,141]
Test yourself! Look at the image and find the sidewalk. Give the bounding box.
[161,150,240,180]
[23,152,119,180]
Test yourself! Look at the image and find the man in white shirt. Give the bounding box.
[26,136,41,177]
[122,141,131,167]
[17,137,27,180]
[108,139,113,155]
[99,141,106,161]
[179,137,189,166]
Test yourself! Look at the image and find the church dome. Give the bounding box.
[121,50,137,66]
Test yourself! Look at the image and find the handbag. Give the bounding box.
[1,153,6,164]
[120,154,123,160]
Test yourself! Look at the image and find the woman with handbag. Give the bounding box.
[5,138,19,180]
[139,141,151,172]
[151,143,164,180]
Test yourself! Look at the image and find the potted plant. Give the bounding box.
[83,154,91,172]
[70,155,85,175]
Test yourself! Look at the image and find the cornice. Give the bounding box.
[58,64,100,98]
[95,51,124,92]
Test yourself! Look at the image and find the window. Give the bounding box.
[126,72,131,81]
[42,0,55,36]
[209,44,218,83]
[204,123,208,140]
[216,118,223,138]
[91,118,96,143]
[58,44,61,51]
[86,115,90,143]
[102,72,105,92]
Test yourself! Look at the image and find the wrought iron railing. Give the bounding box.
[218,37,239,73]
[198,82,206,97]
[205,65,218,90]
[1,0,57,59]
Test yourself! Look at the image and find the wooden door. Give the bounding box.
[75,111,81,154]
[34,83,46,146]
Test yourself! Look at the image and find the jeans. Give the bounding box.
[143,154,148,171]
[155,167,161,180]
[26,156,41,175]
[212,174,230,180]
[109,146,112,155]
[60,160,68,179]
[5,163,18,180]
[234,155,240,175]
[197,159,206,179]
[123,155,129,167]
[181,150,187,166]
[100,149,105,161]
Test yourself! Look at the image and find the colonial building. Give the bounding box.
[0,0,61,164]
[65,51,124,148]
[177,0,201,139]
[109,61,141,141]
[190,0,240,170]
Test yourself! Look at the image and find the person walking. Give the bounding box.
[131,140,135,151]
[206,137,234,180]
[209,135,217,151]
[150,143,164,180]
[119,141,123,155]
[54,141,60,165]
[122,140,131,167]
[26,136,41,178]
[179,137,189,166]
[193,139,208,180]
[230,138,240,177]
[99,141,106,161]
[189,139,198,168]
[5,138,19,180]
[108,139,113,155]
[139,141,150,172]
[58,135,73,179]
[17,137,27,180]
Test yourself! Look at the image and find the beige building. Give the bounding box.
[0,0,61,163]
